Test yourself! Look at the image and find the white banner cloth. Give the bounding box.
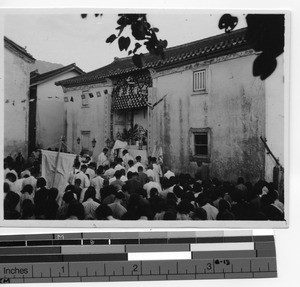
[41,150,76,193]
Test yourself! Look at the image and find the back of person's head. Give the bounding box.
[136,155,141,162]
[6,172,17,183]
[74,178,81,186]
[103,148,108,153]
[83,187,96,202]
[137,166,144,172]
[95,204,113,220]
[173,185,183,199]
[152,157,157,163]
[122,149,128,156]
[196,193,207,207]
[150,188,158,198]
[110,162,116,169]
[132,172,139,179]
[137,188,147,198]
[21,199,35,219]
[67,201,84,220]
[36,177,47,188]
[48,188,59,200]
[192,207,207,220]
[74,161,80,169]
[166,193,177,202]
[63,191,75,204]
[128,160,134,167]
[80,164,87,172]
[116,157,123,164]
[177,200,193,215]
[114,170,122,179]
[218,199,231,213]
[237,177,245,185]
[5,191,20,209]
[65,185,76,193]
[21,184,33,195]
[127,171,133,180]
[97,166,104,175]
[115,191,125,200]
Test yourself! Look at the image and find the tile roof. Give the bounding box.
[4,36,36,62]
[56,28,249,88]
[30,63,85,86]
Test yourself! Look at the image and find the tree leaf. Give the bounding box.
[81,14,87,19]
[133,42,142,53]
[132,53,144,68]
[152,27,159,32]
[159,39,168,48]
[118,36,131,51]
[253,53,277,80]
[106,34,117,43]
[218,14,238,33]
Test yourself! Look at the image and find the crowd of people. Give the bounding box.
[3,148,284,221]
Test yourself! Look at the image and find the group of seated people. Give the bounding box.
[3,151,284,221]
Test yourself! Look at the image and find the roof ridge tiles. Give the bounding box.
[56,28,249,88]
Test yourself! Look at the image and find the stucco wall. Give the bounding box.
[264,54,284,181]
[4,48,33,158]
[151,53,265,183]
[35,71,81,150]
[63,84,112,161]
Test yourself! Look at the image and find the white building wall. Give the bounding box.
[35,71,81,150]
[63,84,112,162]
[4,48,33,158]
[265,54,285,181]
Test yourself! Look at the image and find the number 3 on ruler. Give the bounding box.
[206,263,212,270]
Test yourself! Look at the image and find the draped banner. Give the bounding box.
[41,150,76,193]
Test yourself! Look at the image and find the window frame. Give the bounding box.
[192,66,209,95]
[189,127,211,162]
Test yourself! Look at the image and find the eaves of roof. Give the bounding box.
[4,36,36,63]
[56,28,249,88]
[30,63,85,86]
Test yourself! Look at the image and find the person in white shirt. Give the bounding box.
[127,160,137,175]
[133,155,145,171]
[164,168,175,179]
[122,150,134,170]
[151,157,162,183]
[86,163,96,180]
[143,176,162,198]
[114,158,126,172]
[82,187,100,220]
[104,162,116,179]
[97,148,109,168]
[91,166,105,201]
[69,162,90,189]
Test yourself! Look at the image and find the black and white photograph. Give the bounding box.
[1,10,289,227]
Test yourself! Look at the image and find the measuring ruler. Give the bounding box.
[0,230,277,283]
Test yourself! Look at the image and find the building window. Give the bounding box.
[81,91,89,107]
[190,128,211,161]
[81,131,91,153]
[193,69,206,92]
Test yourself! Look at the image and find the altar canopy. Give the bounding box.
[41,150,76,193]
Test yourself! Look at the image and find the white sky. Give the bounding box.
[4,12,247,72]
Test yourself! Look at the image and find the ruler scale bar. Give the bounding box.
[0,231,277,284]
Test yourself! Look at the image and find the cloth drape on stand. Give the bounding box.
[41,150,76,193]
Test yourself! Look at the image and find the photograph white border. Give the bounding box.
[0,5,290,229]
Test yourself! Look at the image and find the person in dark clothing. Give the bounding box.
[45,188,59,220]
[34,177,49,219]
[4,190,20,219]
